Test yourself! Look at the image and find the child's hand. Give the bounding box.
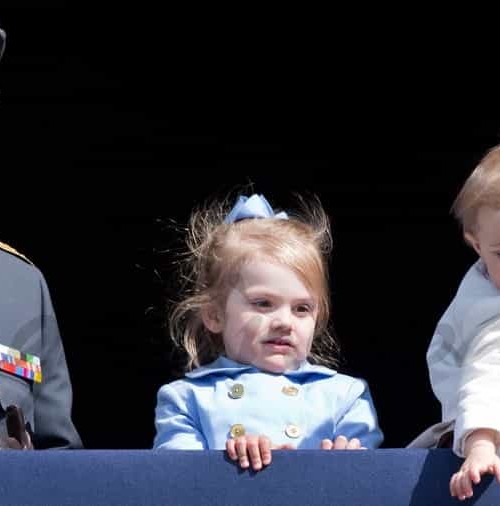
[320,435,366,450]
[450,431,500,500]
[226,435,294,471]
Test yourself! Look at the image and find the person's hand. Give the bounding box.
[0,432,33,450]
[450,430,500,500]
[320,435,366,450]
[226,435,294,471]
[2,405,34,450]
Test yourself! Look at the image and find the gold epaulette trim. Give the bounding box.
[0,241,33,265]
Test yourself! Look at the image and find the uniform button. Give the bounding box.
[230,424,246,438]
[282,385,299,396]
[285,424,301,438]
[228,383,244,399]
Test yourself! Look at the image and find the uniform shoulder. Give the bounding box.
[0,241,33,265]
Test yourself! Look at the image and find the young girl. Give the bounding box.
[413,145,500,500]
[153,193,383,470]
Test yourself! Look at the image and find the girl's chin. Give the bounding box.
[257,355,300,374]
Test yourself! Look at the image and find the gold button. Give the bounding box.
[228,383,244,399]
[285,424,301,439]
[230,424,246,438]
[282,385,299,396]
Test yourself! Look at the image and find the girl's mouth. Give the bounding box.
[263,338,294,352]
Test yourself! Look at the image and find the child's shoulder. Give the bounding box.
[306,370,375,407]
[450,260,500,332]
[448,260,497,310]
[457,260,495,291]
[305,365,371,398]
[159,357,245,393]
[330,371,370,393]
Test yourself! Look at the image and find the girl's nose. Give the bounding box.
[270,307,293,331]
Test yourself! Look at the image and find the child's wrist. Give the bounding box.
[464,429,500,455]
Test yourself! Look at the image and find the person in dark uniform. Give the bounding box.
[0,29,82,450]
[0,242,83,449]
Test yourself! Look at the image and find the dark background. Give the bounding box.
[1,6,499,449]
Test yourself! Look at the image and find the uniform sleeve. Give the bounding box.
[154,383,208,450]
[454,301,500,456]
[32,271,82,449]
[334,379,383,449]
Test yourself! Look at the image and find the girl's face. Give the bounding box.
[203,260,318,373]
[466,206,500,289]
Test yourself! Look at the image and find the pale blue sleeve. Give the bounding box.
[334,379,383,449]
[153,383,208,450]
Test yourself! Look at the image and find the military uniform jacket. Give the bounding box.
[0,245,82,448]
[154,356,383,450]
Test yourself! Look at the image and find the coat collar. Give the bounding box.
[186,356,336,379]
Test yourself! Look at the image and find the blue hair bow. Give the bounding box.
[224,194,288,224]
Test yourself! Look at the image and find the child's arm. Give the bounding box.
[450,428,500,501]
[153,384,208,450]
[448,315,500,499]
[453,312,500,456]
[328,378,383,450]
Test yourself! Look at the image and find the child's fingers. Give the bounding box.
[320,439,333,450]
[234,436,249,469]
[320,438,362,450]
[227,435,275,470]
[332,435,348,450]
[453,474,467,501]
[450,472,459,497]
[468,465,482,484]
[346,438,361,450]
[492,460,500,483]
[258,436,272,466]
[225,439,238,461]
[246,435,263,470]
[450,471,471,501]
[458,471,473,500]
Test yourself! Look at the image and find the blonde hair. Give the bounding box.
[169,194,338,370]
[452,144,500,233]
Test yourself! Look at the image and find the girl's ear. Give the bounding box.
[464,231,481,256]
[201,303,224,334]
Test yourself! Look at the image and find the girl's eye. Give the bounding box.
[296,304,313,314]
[251,300,272,308]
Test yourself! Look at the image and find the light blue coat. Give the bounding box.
[154,356,383,450]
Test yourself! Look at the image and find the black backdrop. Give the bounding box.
[1,6,499,449]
